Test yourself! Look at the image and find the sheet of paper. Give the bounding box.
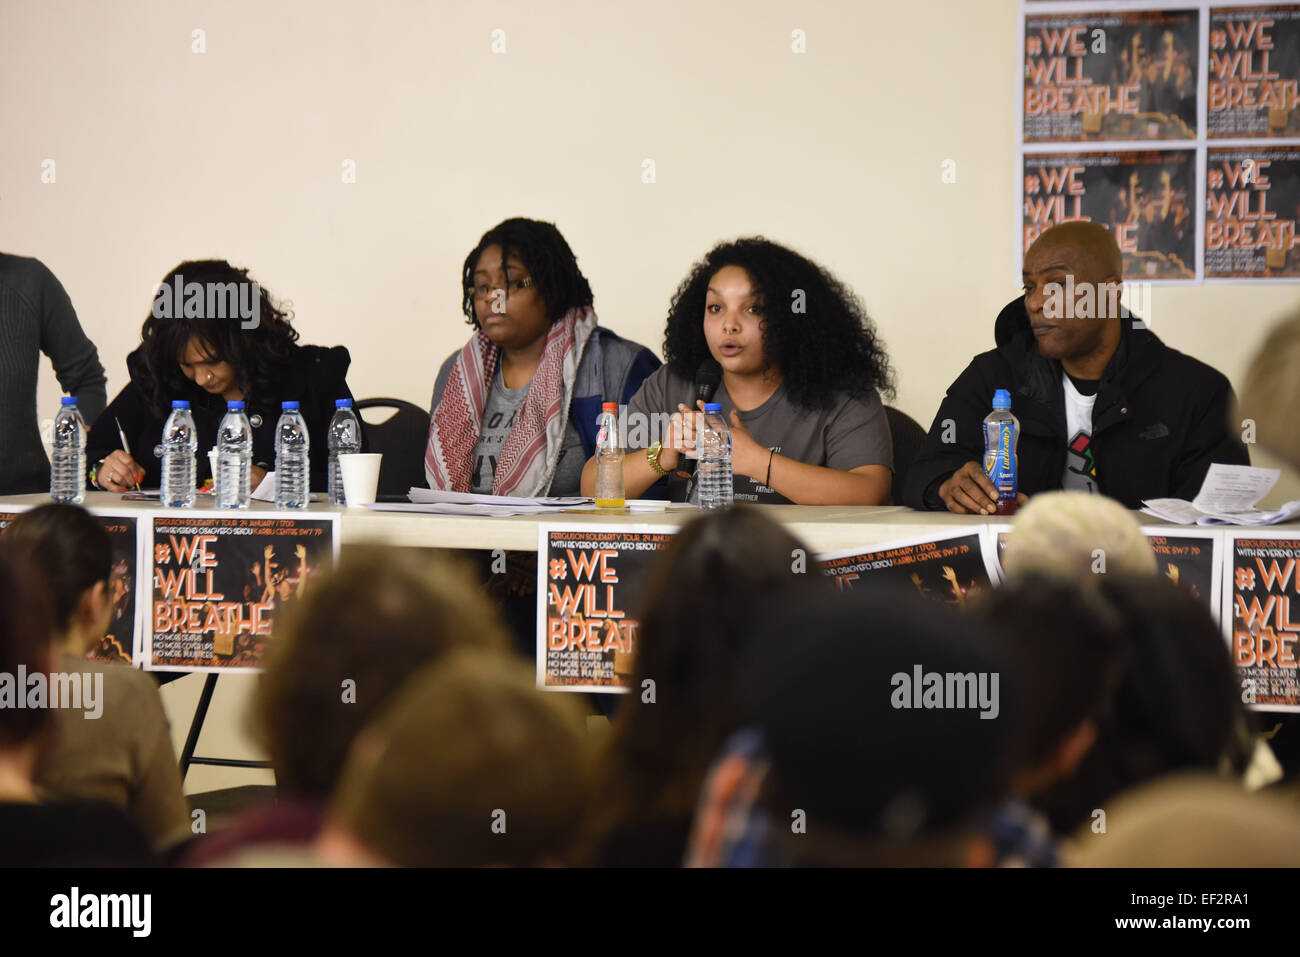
[367,501,598,517]
[251,471,277,502]
[1190,464,1279,514]
[1197,500,1300,526]
[1140,499,1205,525]
[407,487,591,507]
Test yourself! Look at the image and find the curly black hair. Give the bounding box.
[663,237,894,410]
[140,260,300,417]
[460,218,594,327]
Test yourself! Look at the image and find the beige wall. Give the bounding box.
[6,0,1297,441]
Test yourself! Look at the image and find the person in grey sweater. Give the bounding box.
[0,254,106,494]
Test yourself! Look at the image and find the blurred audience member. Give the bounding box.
[580,507,826,866]
[317,651,589,866]
[1001,491,1155,582]
[973,578,1125,866]
[1033,577,1255,835]
[1071,773,1300,867]
[0,542,156,866]
[4,504,188,848]
[185,546,508,866]
[689,584,1022,866]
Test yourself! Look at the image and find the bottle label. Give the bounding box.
[985,422,1017,500]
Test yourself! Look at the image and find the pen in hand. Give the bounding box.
[115,417,142,492]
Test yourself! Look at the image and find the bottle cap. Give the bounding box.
[60,396,77,405]
[992,390,1011,410]
[335,398,353,408]
[282,401,300,411]
[704,402,722,413]
[602,402,618,412]
[172,400,190,409]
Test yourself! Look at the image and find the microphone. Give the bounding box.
[668,359,722,502]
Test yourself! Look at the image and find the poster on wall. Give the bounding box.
[1205,146,1300,278]
[1222,533,1300,711]
[816,530,999,608]
[1023,149,1197,279]
[146,512,338,672]
[1208,5,1300,138]
[0,506,144,666]
[1023,8,1199,143]
[537,525,677,693]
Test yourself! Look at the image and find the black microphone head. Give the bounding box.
[696,359,722,401]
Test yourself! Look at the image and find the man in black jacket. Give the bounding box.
[903,222,1249,513]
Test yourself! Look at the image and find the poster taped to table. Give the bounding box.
[536,523,678,693]
[1143,527,1222,615]
[1205,146,1300,279]
[145,511,338,673]
[816,529,1000,608]
[1022,7,1199,143]
[1222,532,1300,711]
[1207,5,1300,138]
[0,505,147,667]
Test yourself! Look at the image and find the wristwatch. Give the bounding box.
[646,441,668,477]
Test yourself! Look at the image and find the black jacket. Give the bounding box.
[902,297,1250,510]
[87,343,362,492]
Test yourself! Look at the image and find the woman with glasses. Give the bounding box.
[425,217,659,497]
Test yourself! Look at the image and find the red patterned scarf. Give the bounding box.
[425,306,597,496]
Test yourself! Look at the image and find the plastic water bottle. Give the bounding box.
[697,402,733,511]
[215,400,253,509]
[50,397,87,505]
[983,389,1020,516]
[160,400,198,508]
[594,402,625,508]
[327,399,362,505]
[275,401,310,509]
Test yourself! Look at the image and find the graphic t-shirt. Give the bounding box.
[626,366,893,504]
[1062,371,1099,493]
[472,366,529,494]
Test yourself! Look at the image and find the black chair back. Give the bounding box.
[354,398,431,498]
[884,405,926,506]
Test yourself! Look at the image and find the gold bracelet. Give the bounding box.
[646,441,668,477]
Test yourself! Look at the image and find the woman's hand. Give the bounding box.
[96,451,146,491]
[725,410,768,480]
[663,403,702,472]
[249,465,268,490]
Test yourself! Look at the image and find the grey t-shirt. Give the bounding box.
[627,366,893,504]
[472,366,528,494]
[469,365,588,496]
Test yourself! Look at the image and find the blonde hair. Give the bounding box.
[1238,306,1300,471]
[1002,491,1155,582]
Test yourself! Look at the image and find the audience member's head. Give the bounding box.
[745,585,1021,866]
[972,577,1125,797]
[1002,491,1156,582]
[582,507,826,864]
[0,542,57,784]
[255,546,509,800]
[1071,773,1300,867]
[1034,576,1254,833]
[318,651,589,866]
[1237,304,1300,471]
[2,504,114,654]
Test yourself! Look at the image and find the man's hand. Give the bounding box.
[938,461,1027,515]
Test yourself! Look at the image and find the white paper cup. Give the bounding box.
[339,453,382,506]
[207,449,219,482]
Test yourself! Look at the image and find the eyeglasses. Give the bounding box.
[471,277,535,300]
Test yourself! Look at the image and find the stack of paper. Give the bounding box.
[1142,464,1300,525]
[363,488,595,516]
